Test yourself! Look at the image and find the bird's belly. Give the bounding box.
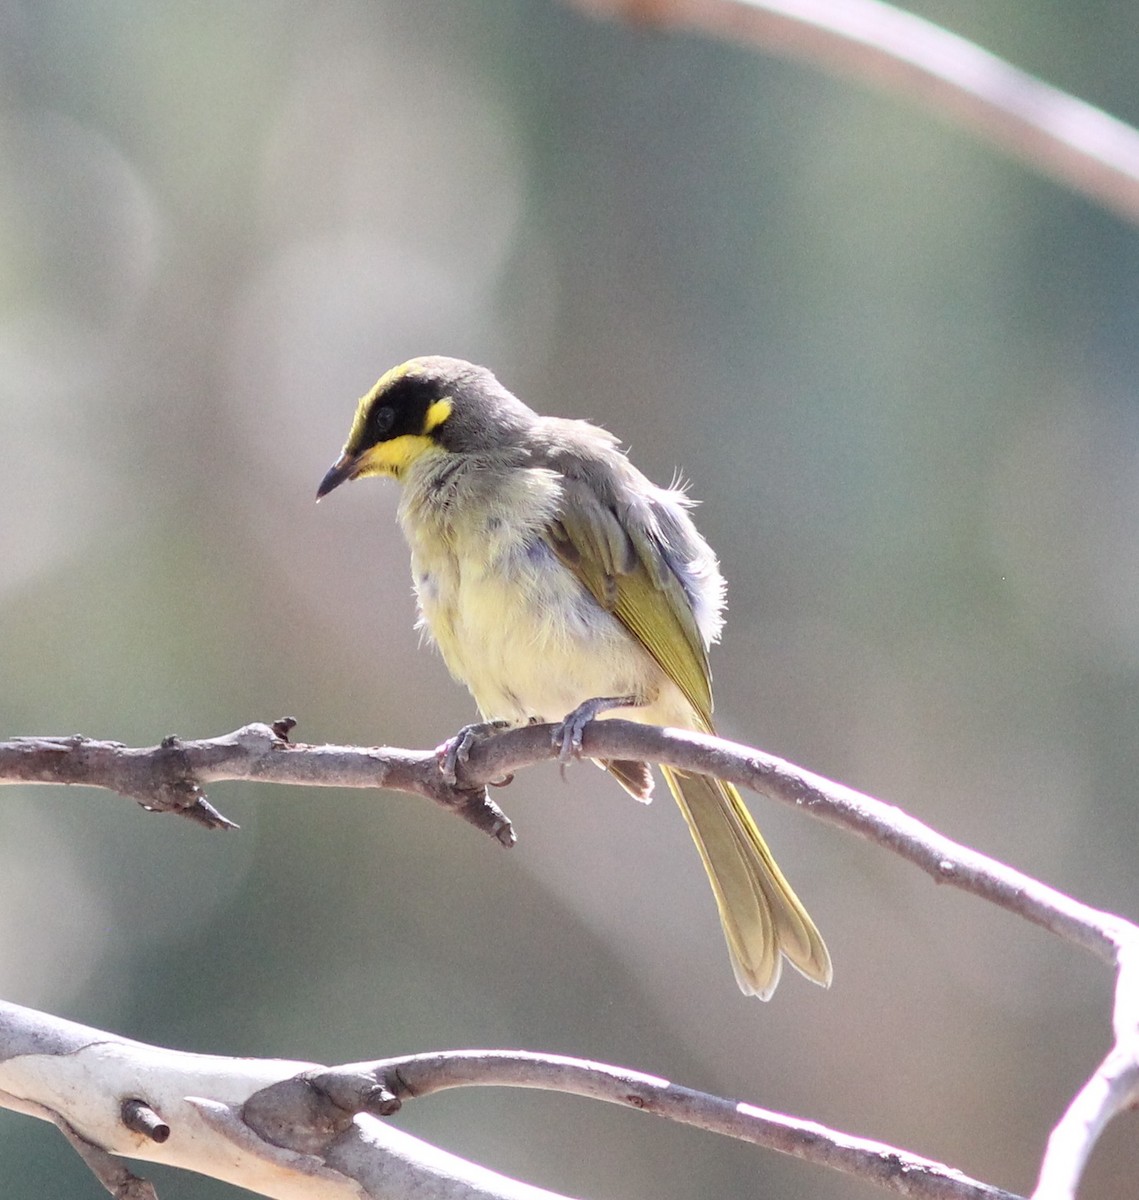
[412,538,661,724]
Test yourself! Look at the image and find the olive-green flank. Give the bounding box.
[318,356,831,998]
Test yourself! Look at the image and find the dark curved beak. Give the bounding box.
[316,452,358,501]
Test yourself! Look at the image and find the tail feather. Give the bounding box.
[600,758,654,802]
[661,766,831,999]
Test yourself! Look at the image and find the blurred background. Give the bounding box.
[1,1,1138,1196]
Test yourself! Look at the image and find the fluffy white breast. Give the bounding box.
[397,451,664,723]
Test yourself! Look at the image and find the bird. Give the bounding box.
[317,356,831,998]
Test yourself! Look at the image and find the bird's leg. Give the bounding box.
[554,695,640,763]
[437,719,512,786]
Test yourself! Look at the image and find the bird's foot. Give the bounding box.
[553,695,639,763]
[437,720,512,786]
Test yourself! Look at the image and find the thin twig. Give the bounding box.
[569,0,1139,226]
[50,1110,160,1200]
[289,1049,1022,1200]
[457,720,1132,966]
[1031,937,1139,1200]
[0,724,515,846]
[0,720,1129,959]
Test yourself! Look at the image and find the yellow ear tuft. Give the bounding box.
[424,397,453,433]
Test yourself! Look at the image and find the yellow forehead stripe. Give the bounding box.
[345,390,377,452]
[377,359,418,389]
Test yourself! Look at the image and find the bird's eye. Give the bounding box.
[371,405,396,436]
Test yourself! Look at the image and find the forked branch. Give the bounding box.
[0,1001,1016,1200]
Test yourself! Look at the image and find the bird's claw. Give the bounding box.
[437,720,510,786]
[552,695,638,764]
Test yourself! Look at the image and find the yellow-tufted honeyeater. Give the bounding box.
[317,356,831,998]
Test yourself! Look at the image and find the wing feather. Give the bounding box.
[541,438,715,724]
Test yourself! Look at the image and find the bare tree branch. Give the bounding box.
[0,1000,1020,1200]
[527,4,1139,1188]
[0,718,1130,959]
[568,0,1139,226]
[0,722,516,846]
[4,716,1138,1196]
[1033,1043,1139,1200]
[0,1000,572,1200]
[1031,936,1139,1200]
[288,1050,1022,1200]
[456,720,1132,964]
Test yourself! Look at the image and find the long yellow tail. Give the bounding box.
[661,767,832,999]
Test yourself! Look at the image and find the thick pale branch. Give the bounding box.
[0,1001,1021,1200]
[0,1001,573,1200]
[569,0,1139,226]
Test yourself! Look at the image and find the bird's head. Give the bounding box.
[316,356,533,498]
